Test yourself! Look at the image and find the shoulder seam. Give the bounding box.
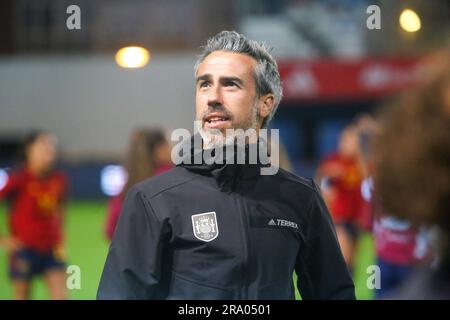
[275,168,316,192]
[137,189,163,227]
[136,170,201,200]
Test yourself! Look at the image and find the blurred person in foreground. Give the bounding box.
[316,125,365,271]
[0,131,68,300]
[97,31,354,300]
[355,115,433,299]
[105,128,173,241]
[373,60,450,299]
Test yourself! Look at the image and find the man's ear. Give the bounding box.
[258,94,275,120]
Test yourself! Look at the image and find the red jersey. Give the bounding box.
[373,215,429,265]
[318,153,364,223]
[368,188,431,266]
[0,168,67,252]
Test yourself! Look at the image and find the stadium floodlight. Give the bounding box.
[399,9,421,33]
[100,165,128,197]
[115,46,150,68]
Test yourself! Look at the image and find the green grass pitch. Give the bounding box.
[0,201,375,300]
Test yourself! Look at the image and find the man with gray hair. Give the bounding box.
[97,31,355,300]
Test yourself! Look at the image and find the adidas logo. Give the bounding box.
[267,218,299,230]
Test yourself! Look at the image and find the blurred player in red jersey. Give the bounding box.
[355,115,434,299]
[316,125,365,270]
[105,128,172,241]
[371,59,450,298]
[369,191,432,298]
[0,130,68,300]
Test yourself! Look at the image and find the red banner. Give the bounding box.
[279,56,424,102]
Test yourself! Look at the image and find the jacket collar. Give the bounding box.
[177,134,270,192]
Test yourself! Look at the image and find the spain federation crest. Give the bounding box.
[191,211,219,242]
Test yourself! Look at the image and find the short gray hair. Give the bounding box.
[194,31,283,128]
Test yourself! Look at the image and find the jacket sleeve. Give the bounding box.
[97,185,169,299]
[295,181,356,300]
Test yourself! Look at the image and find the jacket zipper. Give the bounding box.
[234,190,250,299]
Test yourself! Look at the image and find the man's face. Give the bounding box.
[195,51,261,140]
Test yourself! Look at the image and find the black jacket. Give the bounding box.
[97,142,355,300]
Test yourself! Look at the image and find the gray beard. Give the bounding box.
[197,100,260,149]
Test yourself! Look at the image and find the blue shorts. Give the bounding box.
[9,247,66,280]
[375,257,414,299]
